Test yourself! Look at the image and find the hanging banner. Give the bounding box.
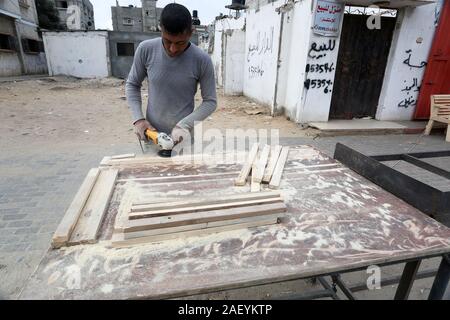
[313,0,345,37]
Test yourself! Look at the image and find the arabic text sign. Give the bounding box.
[313,0,344,37]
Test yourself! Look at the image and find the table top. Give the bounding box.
[19,146,450,299]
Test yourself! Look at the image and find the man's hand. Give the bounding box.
[134,119,154,141]
[171,126,190,144]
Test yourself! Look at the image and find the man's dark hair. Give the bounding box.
[160,3,192,35]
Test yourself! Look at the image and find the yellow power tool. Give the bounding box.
[138,128,175,157]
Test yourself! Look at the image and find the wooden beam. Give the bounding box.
[251,163,261,192]
[123,213,283,239]
[129,197,283,219]
[262,145,282,183]
[68,169,118,246]
[132,191,281,210]
[269,147,290,189]
[235,143,259,186]
[51,168,100,249]
[252,144,271,183]
[123,202,287,233]
[112,216,280,248]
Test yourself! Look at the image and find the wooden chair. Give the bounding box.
[424,94,450,142]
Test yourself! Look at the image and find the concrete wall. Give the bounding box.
[223,29,246,95]
[108,31,160,79]
[212,16,245,87]
[43,31,110,78]
[244,0,283,110]
[376,2,443,120]
[275,0,313,120]
[111,6,143,32]
[0,0,21,16]
[18,23,47,74]
[142,0,159,32]
[0,15,21,76]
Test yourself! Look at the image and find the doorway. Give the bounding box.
[330,13,397,119]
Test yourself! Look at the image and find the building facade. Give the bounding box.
[112,0,161,32]
[0,0,47,76]
[52,0,95,30]
[213,0,445,123]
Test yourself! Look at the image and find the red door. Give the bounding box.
[415,0,450,119]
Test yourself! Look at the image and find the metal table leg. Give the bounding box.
[428,255,450,300]
[394,260,421,300]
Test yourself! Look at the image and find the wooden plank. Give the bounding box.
[262,145,282,183]
[113,188,134,233]
[111,153,136,160]
[269,147,290,190]
[129,197,283,219]
[112,216,280,248]
[123,202,287,233]
[123,213,283,239]
[252,145,271,183]
[251,163,261,192]
[68,169,118,245]
[132,191,281,209]
[51,168,100,249]
[235,143,259,186]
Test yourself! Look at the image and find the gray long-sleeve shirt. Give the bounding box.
[125,38,217,134]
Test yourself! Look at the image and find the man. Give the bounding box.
[126,3,217,146]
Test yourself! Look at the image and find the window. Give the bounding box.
[117,43,135,56]
[123,18,134,26]
[56,1,68,9]
[22,39,44,54]
[0,34,16,51]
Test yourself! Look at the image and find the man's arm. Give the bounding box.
[176,56,217,131]
[125,43,148,124]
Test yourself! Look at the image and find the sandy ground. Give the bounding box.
[0,76,318,153]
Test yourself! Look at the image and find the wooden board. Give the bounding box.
[123,202,287,233]
[111,153,136,160]
[51,168,100,249]
[269,147,290,189]
[252,144,271,183]
[68,169,118,245]
[131,191,282,211]
[262,145,282,183]
[122,214,283,239]
[112,216,280,248]
[235,143,259,186]
[129,197,283,219]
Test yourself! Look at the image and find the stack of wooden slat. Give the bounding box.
[235,144,290,191]
[111,190,287,247]
[51,168,119,249]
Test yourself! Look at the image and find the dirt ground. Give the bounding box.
[0,76,318,152]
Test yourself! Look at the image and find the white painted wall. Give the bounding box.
[212,16,246,87]
[223,29,246,95]
[43,31,111,78]
[377,2,443,120]
[275,0,313,120]
[243,0,283,109]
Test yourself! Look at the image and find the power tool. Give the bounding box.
[138,128,175,158]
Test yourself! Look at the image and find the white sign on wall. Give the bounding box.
[313,0,344,37]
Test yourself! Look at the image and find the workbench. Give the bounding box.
[19,145,450,299]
